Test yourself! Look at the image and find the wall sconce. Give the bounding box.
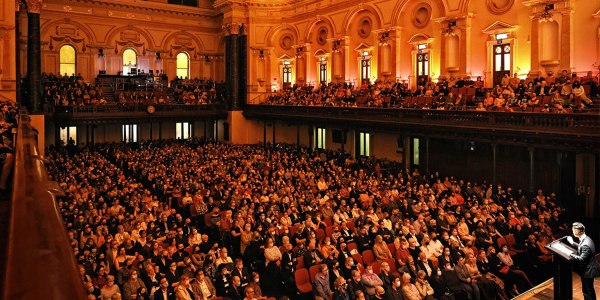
[258,49,265,59]
[539,4,554,23]
[442,21,457,37]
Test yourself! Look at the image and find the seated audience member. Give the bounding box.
[46,140,570,300]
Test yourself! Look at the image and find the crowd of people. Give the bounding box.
[47,140,571,300]
[42,74,223,107]
[264,70,598,113]
[170,78,220,105]
[43,73,106,106]
[0,101,16,195]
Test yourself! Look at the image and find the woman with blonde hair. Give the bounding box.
[401,272,421,300]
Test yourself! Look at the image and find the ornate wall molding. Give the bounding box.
[26,0,43,14]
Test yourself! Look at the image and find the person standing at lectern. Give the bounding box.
[567,222,600,300]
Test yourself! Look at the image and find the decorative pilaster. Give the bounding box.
[26,0,42,113]
[559,10,572,71]
[530,17,540,75]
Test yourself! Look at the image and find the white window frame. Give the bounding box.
[176,122,192,140]
[122,124,138,143]
[315,127,326,149]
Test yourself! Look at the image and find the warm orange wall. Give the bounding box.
[38,0,225,83]
[246,0,600,92]
[1,0,16,102]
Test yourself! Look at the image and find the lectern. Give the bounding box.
[545,237,576,300]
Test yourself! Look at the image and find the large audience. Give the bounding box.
[42,74,222,107]
[47,140,571,300]
[265,70,598,113]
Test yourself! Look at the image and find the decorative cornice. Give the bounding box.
[47,0,219,19]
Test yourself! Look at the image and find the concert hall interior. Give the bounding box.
[0,0,600,299]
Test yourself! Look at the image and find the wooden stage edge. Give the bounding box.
[514,273,600,300]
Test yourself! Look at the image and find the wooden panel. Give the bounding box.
[77,56,90,80]
[190,61,200,79]
[43,54,58,75]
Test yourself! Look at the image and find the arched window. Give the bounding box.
[59,45,76,76]
[176,52,189,79]
[123,48,137,75]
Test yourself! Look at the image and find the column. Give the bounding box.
[15,2,21,105]
[530,18,540,74]
[559,10,572,71]
[529,147,535,193]
[459,17,471,79]
[158,122,162,140]
[238,26,247,107]
[425,137,430,174]
[263,121,267,148]
[26,0,42,113]
[492,143,497,185]
[224,23,245,111]
[272,121,276,144]
[296,125,300,148]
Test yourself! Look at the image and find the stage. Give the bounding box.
[515,273,600,299]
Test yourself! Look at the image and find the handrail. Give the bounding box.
[2,110,88,299]
[244,105,600,136]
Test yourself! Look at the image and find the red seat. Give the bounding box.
[296,257,305,270]
[294,268,312,294]
[362,250,375,265]
[505,234,524,254]
[325,226,333,238]
[372,261,382,274]
[352,253,363,265]
[347,243,358,253]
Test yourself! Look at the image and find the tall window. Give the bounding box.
[122,124,138,143]
[413,138,420,165]
[59,45,76,76]
[315,127,326,149]
[176,52,189,79]
[282,61,292,84]
[361,52,371,84]
[493,43,511,87]
[357,132,371,157]
[59,126,77,146]
[319,58,327,83]
[176,122,192,140]
[416,52,429,84]
[123,49,137,75]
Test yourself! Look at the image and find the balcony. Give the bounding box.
[243,105,600,149]
[46,104,228,124]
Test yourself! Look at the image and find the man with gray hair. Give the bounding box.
[567,222,600,300]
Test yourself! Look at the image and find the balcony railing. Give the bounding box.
[2,111,88,299]
[46,104,228,121]
[244,105,600,137]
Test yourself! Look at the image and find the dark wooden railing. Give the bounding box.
[244,105,600,137]
[46,104,228,121]
[2,111,88,299]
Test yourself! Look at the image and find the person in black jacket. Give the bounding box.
[333,276,352,300]
[347,270,367,300]
[383,276,404,300]
[567,222,600,300]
